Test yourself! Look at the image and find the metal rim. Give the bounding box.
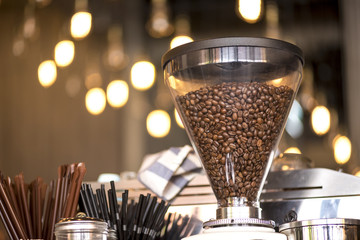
[279,218,360,231]
[55,220,108,231]
[161,37,304,69]
[204,218,275,229]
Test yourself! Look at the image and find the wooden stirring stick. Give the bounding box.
[42,180,54,240]
[70,163,87,217]
[4,177,23,229]
[0,181,27,240]
[62,164,80,218]
[35,178,42,239]
[48,178,61,240]
[60,165,71,216]
[55,166,65,222]
[0,197,18,240]
[17,173,34,239]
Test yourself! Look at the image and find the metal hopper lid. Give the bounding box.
[162,37,304,69]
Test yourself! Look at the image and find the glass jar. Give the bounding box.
[55,215,108,240]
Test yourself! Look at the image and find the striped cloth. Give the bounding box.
[137,145,203,201]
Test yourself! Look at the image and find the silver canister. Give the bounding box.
[279,218,360,240]
[55,215,108,240]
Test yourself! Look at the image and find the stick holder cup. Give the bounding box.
[162,37,304,225]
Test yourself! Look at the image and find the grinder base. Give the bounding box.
[182,226,287,240]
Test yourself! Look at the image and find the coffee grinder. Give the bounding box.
[162,37,304,239]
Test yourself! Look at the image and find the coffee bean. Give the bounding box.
[176,82,293,207]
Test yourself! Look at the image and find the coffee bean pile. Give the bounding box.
[176,82,293,207]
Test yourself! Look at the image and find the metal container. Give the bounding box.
[55,215,108,240]
[279,218,360,240]
[107,228,117,240]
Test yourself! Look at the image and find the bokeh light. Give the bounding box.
[13,38,25,57]
[333,135,352,165]
[38,60,57,88]
[71,11,92,39]
[281,165,290,171]
[238,0,262,23]
[170,35,193,49]
[54,40,75,67]
[147,3,173,39]
[146,110,171,138]
[131,61,156,91]
[106,80,129,108]
[284,147,302,154]
[271,78,283,86]
[311,105,331,135]
[23,17,37,39]
[85,88,106,115]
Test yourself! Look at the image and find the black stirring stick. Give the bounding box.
[100,184,112,228]
[141,197,158,240]
[78,182,172,240]
[108,189,118,234]
[82,185,95,217]
[95,191,104,220]
[120,190,128,240]
[79,188,90,217]
[147,200,165,240]
[126,200,135,239]
[87,185,99,218]
[136,194,151,240]
[152,202,171,239]
[109,181,122,240]
[96,189,106,222]
[130,195,143,240]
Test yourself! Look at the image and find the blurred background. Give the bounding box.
[0,0,359,182]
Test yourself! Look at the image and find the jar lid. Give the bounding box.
[55,213,108,232]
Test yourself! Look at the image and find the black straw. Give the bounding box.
[78,182,172,240]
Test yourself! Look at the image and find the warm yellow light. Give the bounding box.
[23,17,36,39]
[85,88,106,115]
[38,60,57,88]
[106,45,126,70]
[271,78,283,86]
[170,35,193,49]
[281,165,290,171]
[106,80,129,108]
[146,110,171,138]
[131,61,156,91]
[238,0,262,23]
[311,106,331,135]
[174,108,184,128]
[148,12,173,38]
[71,11,92,39]
[355,170,360,177]
[334,135,352,165]
[54,40,75,67]
[284,147,302,154]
